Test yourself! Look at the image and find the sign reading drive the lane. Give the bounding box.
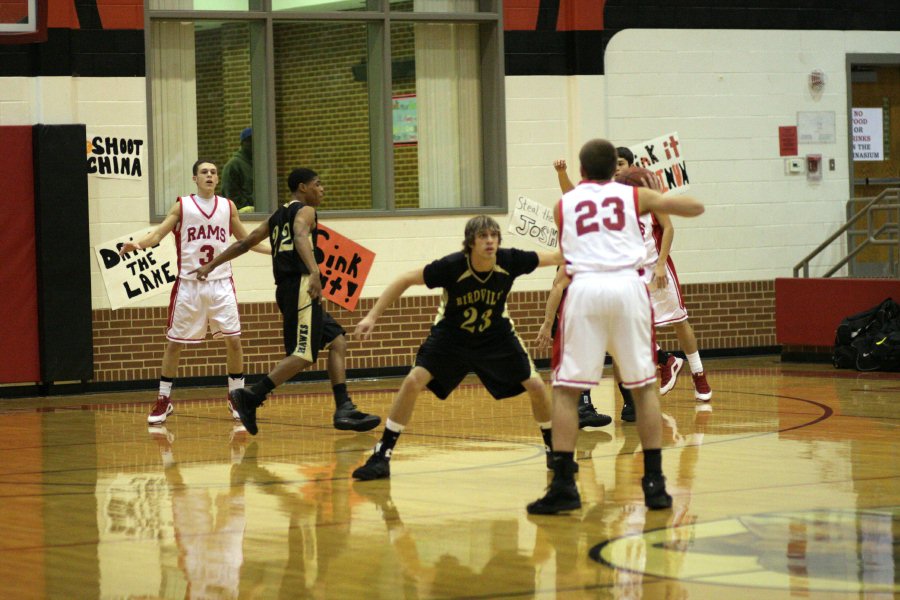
[95,228,178,310]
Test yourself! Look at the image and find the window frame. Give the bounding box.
[145,0,507,221]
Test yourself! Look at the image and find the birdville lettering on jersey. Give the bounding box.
[98,242,177,299]
[456,288,504,307]
[87,136,144,178]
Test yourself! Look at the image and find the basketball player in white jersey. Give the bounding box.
[553,150,712,413]
[615,146,711,404]
[119,159,268,425]
[528,139,704,515]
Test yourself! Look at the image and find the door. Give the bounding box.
[848,59,900,277]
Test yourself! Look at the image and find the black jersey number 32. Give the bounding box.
[461,307,493,333]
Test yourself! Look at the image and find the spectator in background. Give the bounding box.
[222,127,254,212]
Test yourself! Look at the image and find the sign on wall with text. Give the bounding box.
[94,229,178,310]
[851,108,884,161]
[628,132,690,195]
[86,134,145,179]
[508,195,558,250]
[315,224,375,312]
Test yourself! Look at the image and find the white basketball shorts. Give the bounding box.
[166,277,241,343]
[553,271,657,389]
[642,259,688,326]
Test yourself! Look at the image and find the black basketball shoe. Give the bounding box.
[578,401,612,428]
[333,399,381,432]
[642,474,673,510]
[527,478,581,515]
[229,388,263,436]
[352,453,391,480]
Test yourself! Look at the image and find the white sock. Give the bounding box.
[386,418,405,433]
[686,351,703,374]
[228,376,245,392]
[159,380,173,397]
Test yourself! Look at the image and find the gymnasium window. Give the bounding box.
[146,0,506,219]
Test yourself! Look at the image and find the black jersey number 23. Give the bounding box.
[461,307,493,333]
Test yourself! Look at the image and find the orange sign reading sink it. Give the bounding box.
[314,224,375,312]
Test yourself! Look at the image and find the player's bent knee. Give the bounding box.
[329,334,347,354]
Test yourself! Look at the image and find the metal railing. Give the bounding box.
[793,188,900,278]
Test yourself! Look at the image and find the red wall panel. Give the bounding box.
[775,277,900,347]
[0,126,40,383]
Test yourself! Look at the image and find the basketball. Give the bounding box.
[615,166,657,189]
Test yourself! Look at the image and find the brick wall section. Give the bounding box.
[92,280,776,383]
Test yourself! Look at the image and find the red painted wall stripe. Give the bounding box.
[97,0,143,30]
[0,126,41,384]
[557,0,604,31]
[775,277,900,347]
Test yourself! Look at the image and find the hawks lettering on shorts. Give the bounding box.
[296,323,309,355]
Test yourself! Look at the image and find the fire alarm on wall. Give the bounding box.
[784,158,804,174]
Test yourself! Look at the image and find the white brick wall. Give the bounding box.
[605,29,900,283]
[3,27,899,308]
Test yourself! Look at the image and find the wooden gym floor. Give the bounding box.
[0,355,897,599]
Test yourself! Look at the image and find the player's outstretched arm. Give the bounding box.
[118,203,181,255]
[192,220,270,280]
[536,268,570,347]
[553,159,575,194]
[354,268,425,340]
[638,188,704,218]
[535,249,565,267]
[230,200,271,254]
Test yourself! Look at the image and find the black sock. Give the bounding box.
[579,390,592,405]
[250,376,276,400]
[375,427,402,460]
[332,383,349,407]
[551,451,576,480]
[657,349,669,366]
[618,383,633,405]
[540,427,553,451]
[644,448,662,477]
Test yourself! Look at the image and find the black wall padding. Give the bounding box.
[33,124,93,384]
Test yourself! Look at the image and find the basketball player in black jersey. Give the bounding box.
[351,215,565,481]
[192,168,380,435]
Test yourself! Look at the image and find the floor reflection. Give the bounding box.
[2,357,899,598]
